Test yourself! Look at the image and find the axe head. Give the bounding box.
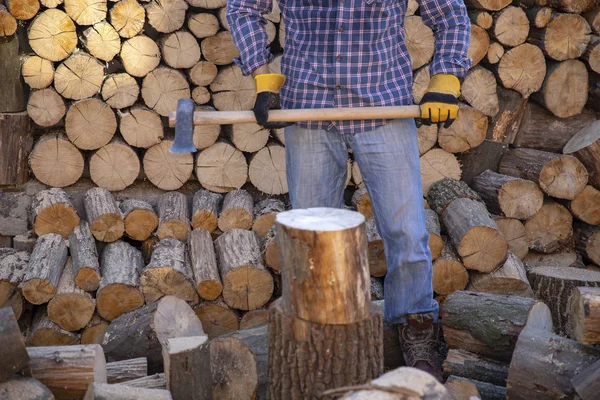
[170,98,197,153]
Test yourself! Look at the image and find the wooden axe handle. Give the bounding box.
[168,105,421,127]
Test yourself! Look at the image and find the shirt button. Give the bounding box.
[338,27,343,32]
[336,55,342,61]
[336,85,341,89]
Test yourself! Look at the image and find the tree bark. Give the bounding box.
[524,200,573,254]
[29,132,84,187]
[0,376,54,400]
[191,189,222,232]
[0,307,29,383]
[162,336,211,400]
[0,249,28,319]
[433,240,469,295]
[84,188,124,243]
[443,348,509,387]
[194,297,240,338]
[189,228,222,301]
[574,222,600,265]
[68,222,101,291]
[156,192,190,242]
[0,113,33,185]
[570,286,600,345]
[218,189,254,232]
[533,59,588,118]
[0,33,24,112]
[426,177,483,215]
[425,209,443,261]
[115,374,166,390]
[563,119,600,190]
[106,358,147,384]
[571,359,600,400]
[457,140,508,185]
[13,231,36,254]
[143,140,194,191]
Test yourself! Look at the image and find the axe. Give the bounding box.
[169,98,422,153]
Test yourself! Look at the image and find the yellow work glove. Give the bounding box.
[253,73,292,129]
[419,74,460,129]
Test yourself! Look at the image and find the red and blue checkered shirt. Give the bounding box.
[227,0,472,134]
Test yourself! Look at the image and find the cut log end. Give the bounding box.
[156,221,190,242]
[125,210,159,241]
[223,266,274,311]
[33,203,80,238]
[90,214,125,243]
[195,301,239,338]
[21,278,56,305]
[97,284,144,321]
[141,267,199,305]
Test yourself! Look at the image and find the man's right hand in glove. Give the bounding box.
[252,71,294,129]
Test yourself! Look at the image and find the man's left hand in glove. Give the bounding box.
[419,74,461,129]
[253,73,294,129]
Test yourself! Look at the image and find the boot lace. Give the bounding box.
[400,325,437,366]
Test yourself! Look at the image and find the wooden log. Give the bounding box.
[240,309,269,330]
[412,64,431,104]
[218,189,253,232]
[191,87,210,105]
[583,35,600,73]
[28,9,77,62]
[21,234,68,305]
[13,231,36,253]
[471,170,543,219]
[426,177,482,216]
[438,105,488,153]
[30,188,79,240]
[195,141,248,193]
[120,35,161,78]
[81,314,109,345]
[119,106,163,149]
[110,0,145,38]
[214,229,273,311]
[0,307,29,383]
[416,125,437,159]
[571,286,600,344]
[27,344,107,399]
[120,199,158,241]
[210,64,255,111]
[583,8,600,34]
[486,41,504,64]
[65,98,117,150]
[525,7,552,28]
[142,67,190,117]
[187,0,226,7]
[469,252,532,296]
[26,88,66,127]
[364,218,387,277]
[533,59,588,118]
[188,61,218,87]
[161,31,200,69]
[39,0,64,8]
[441,291,536,361]
[494,217,528,260]
[252,198,285,239]
[0,114,30,185]
[156,192,190,242]
[514,103,596,153]
[485,88,525,146]
[0,34,24,113]
[574,222,600,265]
[0,191,29,238]
[432,240,469,295]
[194,297,239,338]
[0,5,17,37]
[191,107,221,150]
[470,10,493,29]
[81,21,120,62]
[0,376,54,400]
[269,299,384,399]
[63,0,107,25]
[0,249,28,319]
[188,13,219,39]
[529,13,591,61]
[145,0,187,33]
[22,55,54,89]
[443,349,508,387]
[352,187,372,218]
[442,198,508,272]
[524,200,573,254]
[468,25,490,66]
[492,6,529,47]
[54,53,104,101]
[28,306,80,346]
[143,140,194,191]
[97,240,144,321]
[90,139,140,192]
[30,132,84,187]
[497,43,546,98]
[116,373,166,390]
[225,123,269,153]
[461,67,499,117]
[84,187,124,243]
[162,336,210,400]
[419,149,462,196]
[191,190,222,233]
[189,228,221,301]
[499,148,588,200]
[563,119,600,190]
[445,376,481,400]
[405,16,435,69]
[523,250,585,271]
[261,225,281,273]
[201,31,240,66]
[457,140,509,186]
[571,359,600,400]
[101,73,139,109]
[528,266,600,336]
[446,376,505,400]
[47,260,95,331]
[84,383,173,400]
[68,223,101,292]
[209,335,260,399]
[463,0,511,11]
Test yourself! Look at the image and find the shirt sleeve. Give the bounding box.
[417,0,472,78]
[226,0,274,76]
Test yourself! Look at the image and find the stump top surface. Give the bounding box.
[276,207,365,231]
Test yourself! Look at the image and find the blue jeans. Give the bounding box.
[284,118,438,324]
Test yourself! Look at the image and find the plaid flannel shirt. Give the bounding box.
[227,0,472,134]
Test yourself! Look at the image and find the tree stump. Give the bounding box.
[28,9,77,62]
[101,73,139,109]
[142,67,190,117]
[571,286,600,344]
[54,53,104,100]
[145,0,187,33]
[563,119,600,190]
[432,240,469,295]
[497,43,546,98]
[110,0,145,38]
[143,140,194,191]
[119,106,163,149]
[29,132,84,187]
[194,298,239,338]
[81,21,120,62]
[195,141,248,193]
[525,200,573,254]
[533,60,588,118]
[22,56,54,89]
[161,31,201,69]
[218,189,253,232]
[84,187,124,243]
[120,36,161,78]
[529,13,591,61]
[65,98,117,150]
[26,88,66,127]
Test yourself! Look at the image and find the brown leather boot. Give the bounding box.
[398,313,443,381]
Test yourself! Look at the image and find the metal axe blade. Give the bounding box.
[170,98,197,153]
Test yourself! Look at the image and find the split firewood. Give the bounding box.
[54,53,104,101]
[81,314,109,345]
[468,25,490,66]
[524,200,573,254]
[196,141,249,192]
[528,266,600,336]
[563,119,600,189]
[0,307,28,383]
[84,187,124,242]
[194,297,240,338]
[188,13,219,39]
[525,7,552,28]
[30,132,84,187]
[261,226,281,273]
[486,41,504,64]
[570,286,600,344]
[405,16,435,69]
[156,191,190,242]
[26,88,66,127]
[352,187,372,217]
[0,376,54,400]
[499,148,588,200]
[27,344,107,399]
[189,228,222,301]
[469,10,492,29]
[225,123,269,153]
[533,59,588,118]
[27,306,79,346]
[514,104,595,153]
[523,250,585,271]
[110,0,145,38]
[494,217,528,260]
[115,374,166,390]
[469,252,532,297]
[143,140,194,191]
[496,43,546,98]
[529,13,591,61]
[21,234,68,305]
[28,9,77,62]
[441,291,537,361]
[119,106,164,149]
[81,21,120,62]
[419,148,462,196]
[215,229,273,311]
[84,383,173,400]
[210,64,255,111]
[191,189,222,232]
[68,223,101,291]
[240,309,269,330]
[47,260,95,331]
[120,199,158,241]
[201,31,240,66]
[438,105,488,153]
[90,138,140,191]
[165,335,213,400]
[365,218,386,277]
[65,98,117,150]
[161,31,201,69]
[0,250,28,319]
[491,6,529,47]
[252,198,285,239]
[432,240,469,295]
[97,240,144,321]
[120,36,161,78]
[574,222,600,265]
[471,170,543,219]
[461,67,499,116]
[0,6,17,37]
[145,0,187,33]
[22,55,54,89]
[142,67,190,117]
[443,349,508,387]
[31,188,80,238]
[427,177,482,215]
[101,73,139,109]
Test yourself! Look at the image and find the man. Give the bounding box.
[227,0,471,379]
